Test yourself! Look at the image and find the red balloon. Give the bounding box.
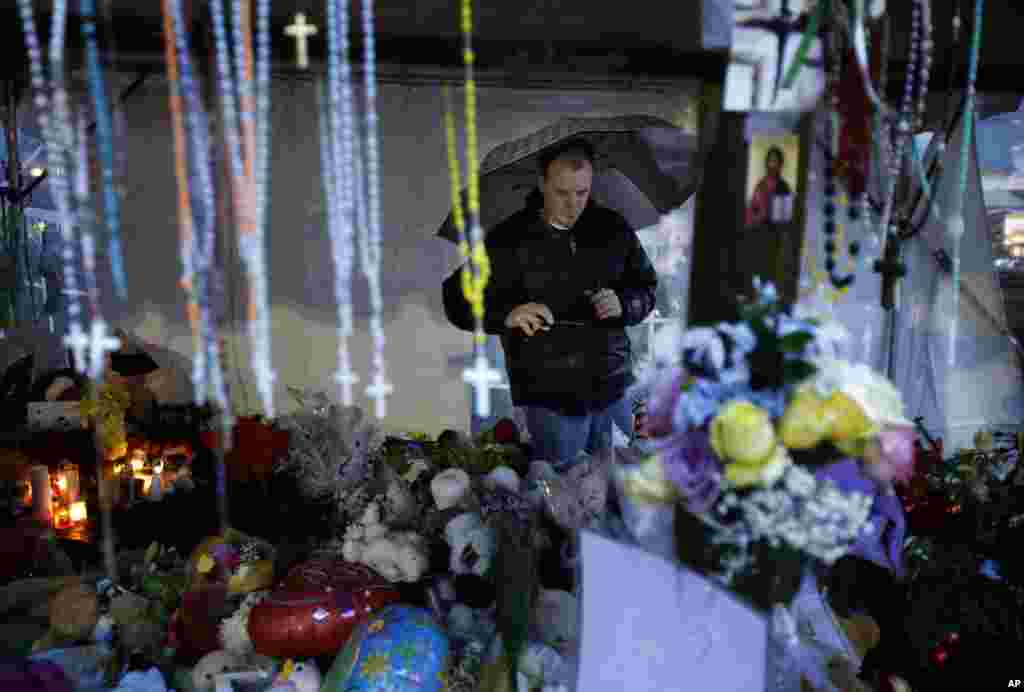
[248,559,401,659]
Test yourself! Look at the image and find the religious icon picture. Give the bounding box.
[745,134,799,228]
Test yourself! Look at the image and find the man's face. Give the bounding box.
[540,157,593,228]
[766,152,782,176]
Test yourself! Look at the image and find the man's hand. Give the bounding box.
[591,289,623,320]
[505,302,553,336]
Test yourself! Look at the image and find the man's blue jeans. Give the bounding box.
[523,397,632,468]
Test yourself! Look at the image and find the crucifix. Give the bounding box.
[365,371,394,420]
[463,353,503,419]
[64,321,90,375]
[735,0,823,106]
[285,12,318,70]
[88,319,121,380]
[873,231,906,311]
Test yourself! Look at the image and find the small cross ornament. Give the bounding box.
[334,368,360,407]
[365,371,394,420]
[463,354,503,419]
[64,322,90,376]
[88,319,121,381]
[873,231,906,311]
[285,12,318,70]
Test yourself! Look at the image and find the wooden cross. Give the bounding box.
[873,232,906,311]
[365,371,394,419]
[463,354,503,419]
[285,12,319,70]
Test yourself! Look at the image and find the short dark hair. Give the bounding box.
[538,137,596,178]
[765,146,784,166]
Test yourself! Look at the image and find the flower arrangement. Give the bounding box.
[80,381,132,458]
[621,281,913,609]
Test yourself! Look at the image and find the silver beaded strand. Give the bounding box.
[359,0,393,419]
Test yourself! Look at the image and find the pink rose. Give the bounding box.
[865,426,916,485]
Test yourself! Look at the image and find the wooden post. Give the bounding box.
[687,79,814,323]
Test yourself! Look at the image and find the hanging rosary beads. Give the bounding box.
[209,0,276,418]
[80,0,127,300]
[321,0,359,407]
[19,0,122,379]
[947,0,984,367]
[358,0,394,419]
[443,0,502,419]
[162,0,231,419]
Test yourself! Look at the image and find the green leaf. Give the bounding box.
[779,332,815,353]
[782,359,817,384]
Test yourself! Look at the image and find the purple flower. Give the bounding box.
[210,543,241,571]
[644,368,687,437]
[815,459,906,576]
[654,429,722,513]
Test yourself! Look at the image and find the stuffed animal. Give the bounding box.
[32,582,99,652]
[341,502,429,582]
[191,650,274,691]
[445,513,497,578]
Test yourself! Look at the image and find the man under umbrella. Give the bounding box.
[443,138,657,467]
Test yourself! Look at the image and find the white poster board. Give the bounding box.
[578,531,768,691]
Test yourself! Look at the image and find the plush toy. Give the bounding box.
[191,650,274,691]
[445,513,497,578]
[268,660,320,692]
[341,502,430,583]
[540,451,613,531]
[32,582,99,652]
[187,531,276,595]
[432,468,472,510]
[484,466,522,494]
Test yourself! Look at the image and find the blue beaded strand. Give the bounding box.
[79,0,127,299]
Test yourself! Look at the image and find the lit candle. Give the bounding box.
[59,463,80,503]
[149,462,164,501]
[70,501,87,523]
[30,465,52,524]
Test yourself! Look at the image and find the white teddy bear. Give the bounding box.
[342,501,429,583]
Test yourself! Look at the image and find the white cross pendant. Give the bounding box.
[365,371,394,420]
[63,322,90,376]
[285,12,319,69]
[463,354,504,419]
[88,320,121,381]
[334,368,360,407]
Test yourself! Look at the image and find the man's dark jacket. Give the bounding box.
[443,194,657,415]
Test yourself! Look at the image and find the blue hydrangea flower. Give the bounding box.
[672,378,724,429]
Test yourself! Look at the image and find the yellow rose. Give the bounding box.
[778,389,832,449]
[710,400,776,466]
[724,445,791,488]
[822,391,874,445]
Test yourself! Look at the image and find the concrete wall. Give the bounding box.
[95,75,694,434]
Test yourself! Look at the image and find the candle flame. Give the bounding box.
[70,501,87,523]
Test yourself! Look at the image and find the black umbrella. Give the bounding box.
[110,350,160,377]
[437,115,697,242]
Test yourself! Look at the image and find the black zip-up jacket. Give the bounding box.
[443,195,657,415]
